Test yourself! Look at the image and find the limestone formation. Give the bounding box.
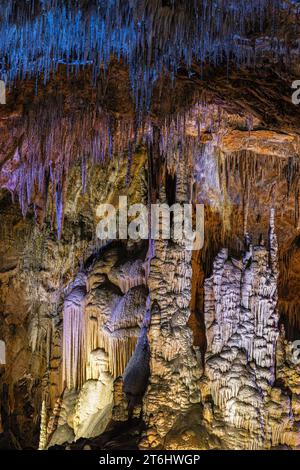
[201,210,299,449]
[73,350,114,440]
[1,1,300,452]
[141,160,201,448]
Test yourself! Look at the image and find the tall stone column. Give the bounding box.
[140,159,201,448]
[201,209,289,449]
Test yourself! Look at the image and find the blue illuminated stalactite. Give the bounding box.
[0,0,285,113]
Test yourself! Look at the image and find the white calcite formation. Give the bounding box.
[62,274,87,390]
[52,245,149,446]
[201,210,299,449]
[141,159,201,448]
[85,282,148,380]
[62,249,148,390]
[47,389,77,447]
[73,349,114,440]
[38,400,48,450]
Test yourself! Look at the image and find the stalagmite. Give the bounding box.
[141,157,201,449]
[38,400,47,450]
[201,209,299,449]
[73,349,114,440]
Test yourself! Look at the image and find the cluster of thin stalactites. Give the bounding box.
[0,103,229,237]
[0,0,293,113]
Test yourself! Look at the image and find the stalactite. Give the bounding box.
[4,97,293,245]
[196,147,300,270]
[98,334,139,379]
[85,323,139,380]
[279,300,300,332]
[0,100,138,237]
[107,259,146,294]
[85,285,147,380]
[0,0,287,117]
[0,2,299,242]
[62,274,87,390]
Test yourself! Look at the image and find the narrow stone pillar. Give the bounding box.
[140,158,201,448]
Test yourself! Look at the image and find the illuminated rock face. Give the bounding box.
[1,134,300,450]
[201,211,299,449]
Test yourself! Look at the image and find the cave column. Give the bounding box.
[140,157,201,448]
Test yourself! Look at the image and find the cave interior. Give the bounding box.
[0,0,300,451]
